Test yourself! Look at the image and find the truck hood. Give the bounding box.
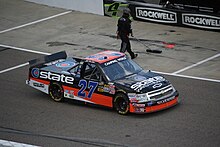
[114,71,170,93]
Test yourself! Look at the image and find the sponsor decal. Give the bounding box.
[98,56,108,60]
[117,56,126,61]
[147,101,154,106]
[131,76,166,92]
[33,82,44,88]
[128,93,136,98]
[44,59,65,66]
[28,79,49,94]
[87,52,122,60]
[182,13,220,29]
[87,54,108,60]
[64,90,74,98]
[136,7,177,23]
[31,68,40,78]
[110,52,123,56]
[132,103,145,107]
[56,61,75,68]
[40,71,74,84]
[87,55,97,59]
[97,87,104,92]
[98,84,115,94]
[135,107,145,112]
[104,59,117,66]
[130,98,138,103]
[104,56,126,66]
[152,83,162,89]
[157,96,175,104]
[128,93,137,102]
[108,84,115,94]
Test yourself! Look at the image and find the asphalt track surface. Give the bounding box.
[0,1,220,147]
[0,48,220,147]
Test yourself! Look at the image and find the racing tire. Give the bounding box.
[114,93,130,115]
[49,82,64,102]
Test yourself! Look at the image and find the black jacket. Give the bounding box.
[117,15,132,36]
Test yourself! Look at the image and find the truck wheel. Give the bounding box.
[49,82,64,102]
[114,93,130,115]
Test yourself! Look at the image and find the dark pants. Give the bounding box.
[119,34,135,58]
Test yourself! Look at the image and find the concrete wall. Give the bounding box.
[27,0,104,15]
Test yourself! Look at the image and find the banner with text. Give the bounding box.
[103,0,220,31]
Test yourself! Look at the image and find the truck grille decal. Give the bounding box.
[147,85,174,100]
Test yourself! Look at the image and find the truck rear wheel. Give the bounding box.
[49,82,64,102]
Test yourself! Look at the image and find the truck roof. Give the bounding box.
[85,51,125,64]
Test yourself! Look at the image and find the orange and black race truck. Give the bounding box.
[26,50,179,114]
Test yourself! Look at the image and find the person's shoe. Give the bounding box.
[131,53,138,59]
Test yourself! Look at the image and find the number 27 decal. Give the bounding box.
[78,80,98,99]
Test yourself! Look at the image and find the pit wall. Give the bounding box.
[26,0,220,31]
[26,0,104,15]
[104,0,220,31]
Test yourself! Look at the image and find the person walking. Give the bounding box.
[117,8,137,59]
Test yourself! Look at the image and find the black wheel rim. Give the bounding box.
[117,98,128,112]
[50,85,63,101]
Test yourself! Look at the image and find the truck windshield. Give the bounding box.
[102,58,143,81]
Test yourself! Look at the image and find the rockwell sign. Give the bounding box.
[135,7,177,23]
[182,14,220,29]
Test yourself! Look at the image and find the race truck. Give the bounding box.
[26,50,179,114]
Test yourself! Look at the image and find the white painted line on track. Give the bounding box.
[0,139,39,147]
[0,11,72,34]
[172,74,220,83]
[0,44,219,83]
[153,71,220,83]
[0,44,51,74]
[0,44,50,55]
[172,53,220,74]
[0,62,29,74]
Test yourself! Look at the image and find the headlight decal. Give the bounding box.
[128,93,150,103]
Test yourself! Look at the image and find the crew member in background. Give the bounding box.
[117,8,137,59]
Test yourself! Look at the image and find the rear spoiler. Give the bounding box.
[29,51,67,68]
